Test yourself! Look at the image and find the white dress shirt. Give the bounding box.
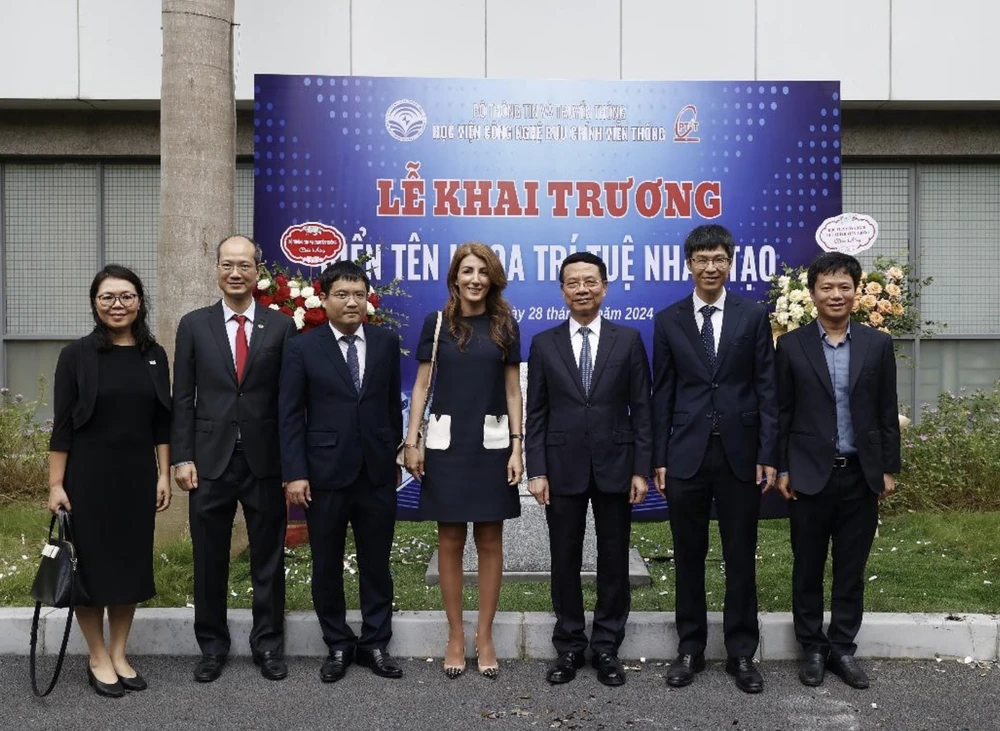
[692,288,726,354]
[222,299,257,367]
[329,322,366,386]
[569,314,601,370]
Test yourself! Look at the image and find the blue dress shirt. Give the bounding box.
[817,320,856,456]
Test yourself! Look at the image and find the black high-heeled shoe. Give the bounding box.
[87,668,125,698]
[117,671,148,691]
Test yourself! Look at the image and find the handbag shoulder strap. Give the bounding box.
[423,311,443,414]
[29,577,76,696]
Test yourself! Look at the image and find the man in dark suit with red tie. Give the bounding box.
[776,252,900,690]
[651,224,778,694]
[279,260,404,684]
[525,252,652,688]
[172,235,298,683]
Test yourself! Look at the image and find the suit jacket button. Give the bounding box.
[231,420,238,426]
[711,383,718,389]
[237,391,243,397]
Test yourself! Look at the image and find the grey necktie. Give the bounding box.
[342,334,361,392]
[699,305,718,370]
[578,326,593,395]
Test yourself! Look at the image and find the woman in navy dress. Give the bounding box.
[403,243,523,679]
[47,265,172,697]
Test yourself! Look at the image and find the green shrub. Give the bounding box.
[0,387,50,502]
[891,383,1000,512]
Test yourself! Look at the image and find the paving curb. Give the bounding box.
[3,608,997,661]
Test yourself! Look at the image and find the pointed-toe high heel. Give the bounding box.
[443,636,466,679]
[475,634,499,680]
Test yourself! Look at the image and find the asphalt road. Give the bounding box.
[4,655,997,731]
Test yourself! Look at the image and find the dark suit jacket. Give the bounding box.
[525,319,653,495]
[278,323,403,490]
[776,322,901,495]
[171,302,297,481]
[652,293,778,481]
[50,333,171,452]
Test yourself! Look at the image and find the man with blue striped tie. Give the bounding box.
[525,252,653,688]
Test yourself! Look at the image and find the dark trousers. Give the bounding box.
[789,461,878,658]
[546,476,633,656]
[306,470,397,653]
[666,436,761,658]
[189,448,287,656]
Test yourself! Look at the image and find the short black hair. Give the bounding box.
[684,224,735,260]
[807,252,863,290]
[216,234,263,263]
[319,260,371,296]
[559,252,607,283]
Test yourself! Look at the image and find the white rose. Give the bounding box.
[304,295,321,309]
[256,278,271,291]
[787,289,802,303]
[787,320,800,332]
[798,271,808,285]
[366,301,376,316]
[776,296,788,311]
[301,286,314,298]
[789,303,805,321]
[293,307,306,330]
[288,279,301,289]
[777,275,790,290]
[776,311,790,326]
[268,303,280,310]
[289,287,301,299]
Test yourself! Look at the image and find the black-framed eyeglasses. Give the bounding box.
[689,256,732,270]
[95,293,139,308]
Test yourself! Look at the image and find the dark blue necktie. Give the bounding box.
[699,305,717,370]
[578,326,593,394]
[342,334,361,392]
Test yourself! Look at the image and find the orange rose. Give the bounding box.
[877,299,893,314]
[868,311,884,326]
[891,302,904,316]
[885,283,902,300]
[865,281,883,296]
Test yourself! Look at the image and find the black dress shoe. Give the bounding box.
[799,653,826,687]
[320,650,353,683]
[666,653,705,687]
[726,656,764,694]
[827,654,870,689]
[117,672,148,691]
[546,651,586,684]
[357,648,403,679]
[252,650,288,681]
[87,668,125,698]
[193,654,227,683]
[591,652,626,687]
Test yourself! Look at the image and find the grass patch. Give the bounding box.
[3,500,997,614]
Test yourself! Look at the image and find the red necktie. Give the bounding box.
[234,314,248,383]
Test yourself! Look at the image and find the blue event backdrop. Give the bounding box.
[253,75,842,520]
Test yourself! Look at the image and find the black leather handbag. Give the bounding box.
[29,508,90,697]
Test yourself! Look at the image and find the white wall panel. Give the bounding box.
[486,0,620,79]
[892,0,1000,101]
[353,0,485,77]
[79,0,161,100]
[0,0,78,98]
[756,0,889,100]
[622,0,754,80]
[235,0,351,100]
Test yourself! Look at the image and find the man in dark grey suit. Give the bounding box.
[652,224,778,694]
[525,252,652,688]
[776,251,900,690]
[172,235,297,683]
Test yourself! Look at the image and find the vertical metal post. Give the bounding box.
[0,161,7,387]
[909,162,921,424]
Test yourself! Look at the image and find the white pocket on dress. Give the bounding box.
[483,415,510,449]
[425,414,452,450]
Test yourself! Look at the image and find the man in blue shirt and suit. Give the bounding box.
[775,252,900,690]
[279,260,404,684]
[652,224,778,694]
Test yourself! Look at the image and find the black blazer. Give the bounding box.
[278,323,403,490]
[170,302,297,481]
[776,322,901,495]
[50,333,171,452]
[651,293,778,481]
[525,319,653,495]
